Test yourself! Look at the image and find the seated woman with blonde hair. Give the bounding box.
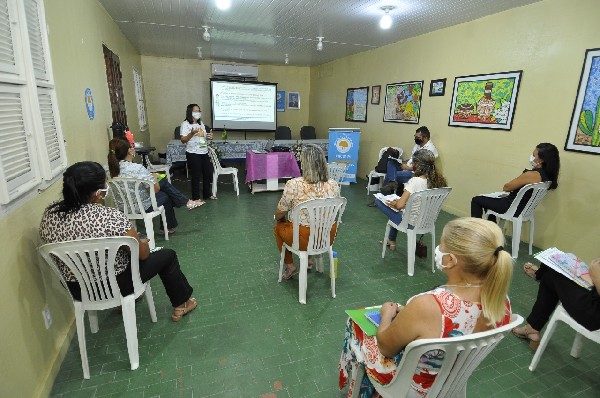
[339,218,513,398]
[274,144,341,280]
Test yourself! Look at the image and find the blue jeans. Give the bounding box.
[384,160,413,184]
[148,179,189,229]
[375,198,403,241]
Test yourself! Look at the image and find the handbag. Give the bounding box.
[415,235,427,258]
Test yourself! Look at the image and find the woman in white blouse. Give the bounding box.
[180,103,215,201]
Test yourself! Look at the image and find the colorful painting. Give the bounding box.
[276,90,285,112]
[448,71,522,130]
[565,48,600,155]
[383,81,423,123]
[345,87,368,122]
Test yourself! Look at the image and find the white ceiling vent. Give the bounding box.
[211,63,258,78]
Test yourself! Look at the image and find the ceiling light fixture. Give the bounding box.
[197,46,203,58]
[316,37,324,51]
[202,26,211,42]
[285,54,289,65]
[215,0,231,11]
[379,6,394,29]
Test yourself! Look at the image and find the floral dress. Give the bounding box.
[338,287,512,398]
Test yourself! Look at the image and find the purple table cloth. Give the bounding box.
[245,151,301,182]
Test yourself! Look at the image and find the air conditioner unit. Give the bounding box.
[211,63,258,78]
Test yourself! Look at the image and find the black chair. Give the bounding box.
[275,126,292,140]
[300,125,316,140]
[174,126,181,140]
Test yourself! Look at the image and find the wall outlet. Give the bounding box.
[42,304,52,329]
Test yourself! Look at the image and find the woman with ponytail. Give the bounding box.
[40,162,197,321]
[374,149,447,251]
[339,218,513,397]
[108,138,203,234]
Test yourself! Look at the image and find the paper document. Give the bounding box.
[480,191,509,198]
[534,247,592,290]
[374,193,401,212]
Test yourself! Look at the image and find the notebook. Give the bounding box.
[365,310,382,327]
[373,193,401,212]
[534,247,592,290]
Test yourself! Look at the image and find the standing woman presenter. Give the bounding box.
[180,103,215,201]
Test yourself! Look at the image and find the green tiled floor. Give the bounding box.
[50,168,600,397]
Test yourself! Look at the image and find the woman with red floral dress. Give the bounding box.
[339,218,513,397]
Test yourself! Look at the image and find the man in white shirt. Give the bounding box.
[384,126,439,186]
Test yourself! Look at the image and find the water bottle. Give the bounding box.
[221,126,228,142]
[330,251,338,279]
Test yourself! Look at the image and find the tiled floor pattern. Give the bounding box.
[50,167,600,397]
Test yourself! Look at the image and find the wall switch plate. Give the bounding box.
[42,304,52,329]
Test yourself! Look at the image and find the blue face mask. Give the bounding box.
[434,245,451,271]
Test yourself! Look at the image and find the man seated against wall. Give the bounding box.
[382,126,438,194]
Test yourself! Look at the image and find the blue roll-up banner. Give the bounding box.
[328,128,360,184]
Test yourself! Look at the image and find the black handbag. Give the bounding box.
[415,235,427,258]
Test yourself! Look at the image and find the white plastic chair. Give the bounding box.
[382,187,452,276]
[529,303,600,371]
[485,181,551,259]
[278,197,347,304]
[328,162,348,184]
[208,146,239,197]
[38,237,157,379]
[367,147,402,195]
[351,314,524,398]
[108,177,169,249]
[146,159,172,183]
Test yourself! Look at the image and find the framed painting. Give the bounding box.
[565,48,600,155]
[288,92,300,109]
[429,78,446,97]
[345,86,368,122]
[383,81,423,123]
[448,70,522,130]
[371,85,381,105]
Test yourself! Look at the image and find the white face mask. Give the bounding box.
[192,112,201,120]
[529,154,537,168]
[434,245,451,271]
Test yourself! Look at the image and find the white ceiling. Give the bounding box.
[98,0,540,66]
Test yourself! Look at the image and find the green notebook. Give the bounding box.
[345,306,381,336]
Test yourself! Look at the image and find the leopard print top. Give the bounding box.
[39,202,132,282]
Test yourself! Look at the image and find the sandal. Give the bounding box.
[159,227,176,234]
[172,298,198,322]
[512,324,541,351]
[186,200,205,210]
[524,262,540,281]
[209,196,218,200]
[307,258,314,271]
[379,240,397,251]
[282,265,298,280]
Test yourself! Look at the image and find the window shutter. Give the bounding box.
[0,0,17,75]
[37,88,64,174]
[24,0,47,81]
[0,85,37,203]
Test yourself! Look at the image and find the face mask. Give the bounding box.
[434,245,451,271]
[192,112,201,120]
[529,154,537,168]
[415,137,423,145]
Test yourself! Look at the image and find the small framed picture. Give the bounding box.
[371,85,381,105]
[429,78,446,97]
[288,92,300,109]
